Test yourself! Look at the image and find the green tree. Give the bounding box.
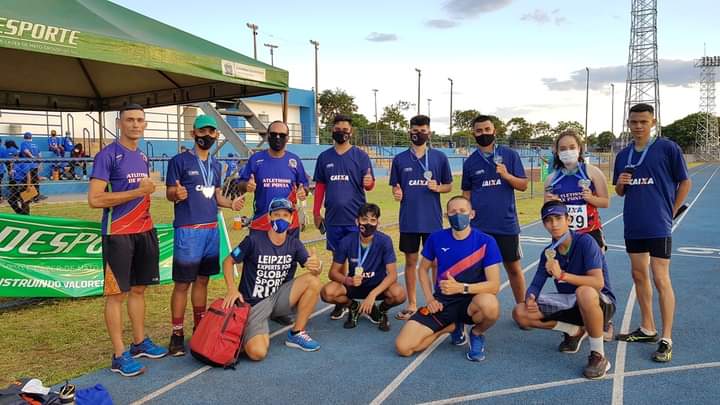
[506,117,533,143]
[662,112,717,150]
[533,121,553,140]
[452,109,481,132]
[594,131,614,149]
[586,134,598,148]
[318,88,358,127]
[553,121,586,138]
[350,113,371,129]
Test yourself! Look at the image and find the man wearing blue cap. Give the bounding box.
[165,115,245,356]
[512,200,616,379]
[222,197,324,360]
[20,132,46,201]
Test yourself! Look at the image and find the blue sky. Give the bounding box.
[113,0,718,135]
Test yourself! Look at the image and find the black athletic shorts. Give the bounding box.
[102,229,160,295]
[584,229,607,251]
[410,297,473,333]
[346,284,387,301]
[542,294,616,327]
[486,233,522,262]
[399,232,430,254]
[625,237,672,259]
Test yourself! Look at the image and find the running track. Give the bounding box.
[68,163,720,404]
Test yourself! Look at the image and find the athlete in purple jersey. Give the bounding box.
[396,196,502,362]
[165,115,245,357]
[88,104,167,377]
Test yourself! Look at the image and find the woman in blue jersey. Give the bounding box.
[544,130,609,250]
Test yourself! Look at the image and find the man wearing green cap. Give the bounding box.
[165,115,245,356]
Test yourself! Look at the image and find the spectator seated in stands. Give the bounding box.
[63,132,74,157]
[48,130,65,157]
[67,143,89,180]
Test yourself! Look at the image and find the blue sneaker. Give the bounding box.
[130,337,168,359]
[111,351,145,377]
[285,330,320,352]
[450,322,467,346]
[466,333,486,362]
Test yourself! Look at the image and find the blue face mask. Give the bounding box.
[448,213,471,231]
[271,218,290,233]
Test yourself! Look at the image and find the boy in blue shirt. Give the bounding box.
[222,198,324,360]
[321,203,406,331]
[395,196,502,362]
[612,103,691,362]
[513,200,616,379]
[390,115,453,321]
[165,115,245,356]
[461,115,528,305]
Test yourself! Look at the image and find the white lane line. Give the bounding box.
[611,165,720,405]
[418,361,720,405]
[370,261,539,405]
[131,271,406,404]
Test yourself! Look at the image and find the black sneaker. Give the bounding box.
[559,330,587,353]
[168,334,186,357]
[271,315,293,326]
[330,304,348,320]
[583,351,611,379]
[343,301,361,329]
[615,327,659,343]
[378,311,390,332]
[652,339,673,362]
[364,303,382,324]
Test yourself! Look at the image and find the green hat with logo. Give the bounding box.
[193,115,218,129]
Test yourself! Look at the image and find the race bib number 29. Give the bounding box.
[567,204,588,230]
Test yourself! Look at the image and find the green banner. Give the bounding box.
[0,213,230,298]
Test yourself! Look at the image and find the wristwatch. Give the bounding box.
[463,283,469,294]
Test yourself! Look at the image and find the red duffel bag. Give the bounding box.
[190,298,250,368]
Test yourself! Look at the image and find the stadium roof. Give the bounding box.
[0,0,289,112]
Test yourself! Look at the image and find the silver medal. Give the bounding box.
[544,248,556,261]
[423,170,433,181]
[578,179,592,190]
[493,155,503,165]
[202,186,214,199]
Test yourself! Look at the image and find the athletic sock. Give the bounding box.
[193,306,206,329]
[589,336,604,357]
[553,321,581,336]
[661,338,673,346]
[172,317,184,336]
[640,326,657,336]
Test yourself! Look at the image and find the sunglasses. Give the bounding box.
[268,132,288,137]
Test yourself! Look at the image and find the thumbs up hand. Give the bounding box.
[363,168,373,189]
[174,180,188,201]
[246,173,257,193]
[231,194,245,211]
[306,247,322,275]
[439,274,463,295]
[392,184,403,202]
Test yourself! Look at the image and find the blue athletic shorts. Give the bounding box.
[325,224,358,252]
[172,226,220,282]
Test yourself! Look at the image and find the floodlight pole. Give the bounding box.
[264,43,278,66]
[448,78,454,137]
[246,23,258,59]
[415,68,421,115]
[310,40,320,140]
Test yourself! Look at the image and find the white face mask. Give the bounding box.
[558,149,579,165]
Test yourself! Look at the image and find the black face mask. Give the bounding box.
[268,134,287,152]
[332,131,349,144]
[195,135,216,150]
[410,132,428,146]
[475,134,495,147]
[359,223,377,237]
